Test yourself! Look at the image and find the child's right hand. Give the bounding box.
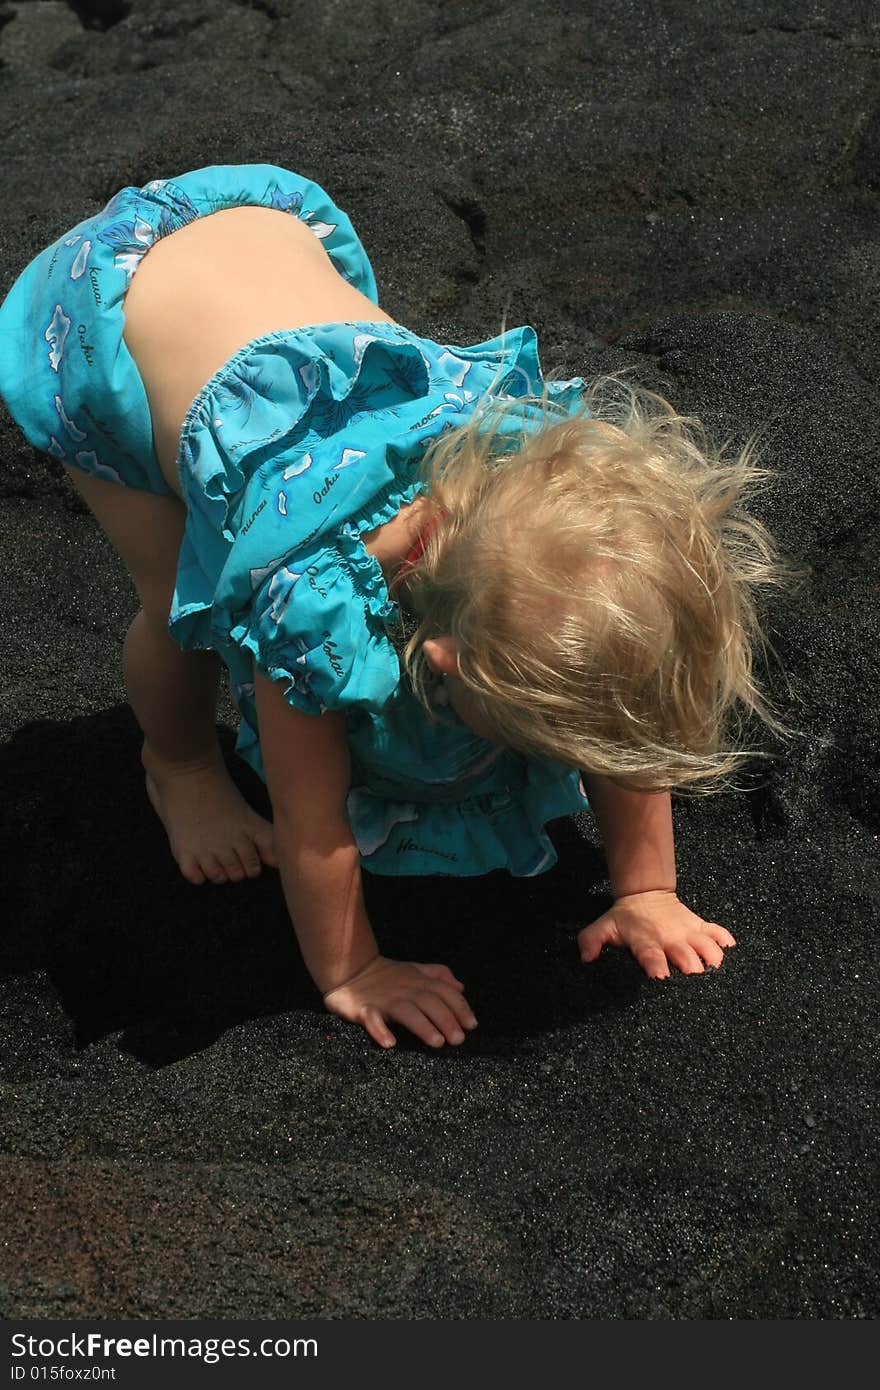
[322,955,478,1050]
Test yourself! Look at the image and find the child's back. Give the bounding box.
[121,203,398,495]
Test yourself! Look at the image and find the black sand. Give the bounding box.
[1,0,878,1319]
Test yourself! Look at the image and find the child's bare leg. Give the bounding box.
[62,464,276,885]
[124,608,277,885]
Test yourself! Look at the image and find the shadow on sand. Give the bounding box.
[1,707,636,1067]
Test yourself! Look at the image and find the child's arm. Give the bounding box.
[253,667,478,1048]
[578,773,736,978]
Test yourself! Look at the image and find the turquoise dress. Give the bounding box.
[169,318,592,877]
[0,162,592,875]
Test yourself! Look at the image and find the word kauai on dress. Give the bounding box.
[241,498,268,534]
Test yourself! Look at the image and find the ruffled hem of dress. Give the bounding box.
[224,740,590,878]
[169,472,431,720]
[174,321,430,540]
[346,767,590,878]
[222,514,410,718]
[173,319,582,541]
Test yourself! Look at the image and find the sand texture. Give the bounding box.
[1,0,878,1319]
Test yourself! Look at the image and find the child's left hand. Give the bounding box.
[578,889,736,979]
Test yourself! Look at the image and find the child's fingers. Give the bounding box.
[413,992,469,1046]
[387,999,451,1049]
[704,922,736,948]
[579,918,618,962]
[362,1006,396,1049]
[425,979,477,1022]
[433,983,478,1031]
[693,936,725,969]
[666,941,705,975]
[632,944,670,980]
[417,963,466,990]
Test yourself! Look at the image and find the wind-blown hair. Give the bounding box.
[394,357,808,795]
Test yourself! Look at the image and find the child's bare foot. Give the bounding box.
[142,745,277,885]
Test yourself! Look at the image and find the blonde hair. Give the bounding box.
[394,349,809,796]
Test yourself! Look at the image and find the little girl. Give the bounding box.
[0,163,800,1050]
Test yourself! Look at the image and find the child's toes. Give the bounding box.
[180,855,207,886]
[221,854,247,883]
[202,856,230,885]
[236,838,264,878]
[255,828,278,869]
